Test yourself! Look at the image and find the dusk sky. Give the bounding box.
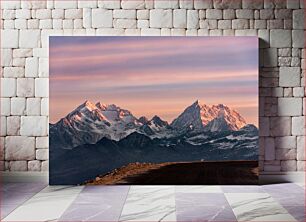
[50,37,258,125]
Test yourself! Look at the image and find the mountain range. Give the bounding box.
[49,100,258,185]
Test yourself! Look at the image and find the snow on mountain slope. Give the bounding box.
[171,100,247,132]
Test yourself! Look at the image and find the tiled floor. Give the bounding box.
[1,182,305,221]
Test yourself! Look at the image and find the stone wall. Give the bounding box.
[0,0,305,172]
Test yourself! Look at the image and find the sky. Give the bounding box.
[50,36,258,125]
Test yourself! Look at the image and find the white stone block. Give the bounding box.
[173,9,187,28]
[279,67,301,87]
[25,57,38,78]
[3,67,24,78]
[54,0,77,9]
[1,117,6,136]
[41,98,49,116]
[13,49,32,58]
[35,9,51,19]
[125,29,141,36]
[1,1,20,9]
[83,8,92,28]
[264,137,275,160]
[121,0,145,9]
[270,117,291,136]
[187,10,199,29]
[2,9,16,19]
[17,78,34,97]
[11,98,26,115]
[270,29,292,48]
[218,20,231,29]
[232,19,249,29]
[1,30,19,48]
[292,30,305,48]
[98,0,120,9]
[1,98,10,116]
[35,78,49,97]
[36,149,49,160]
[114,9,136,18]
[114,19,137,28]
[9,161,27,171]
[4,20,15,29]
[15,19,27,29]
[5,136,35,160]
[171,28,186,36]
[28,160,41,171]
[161,28,171,36]
[292,116,305,136]
[78,0,97,8]
[137,20,149,28]
[21,1,46,9]
[65,9,82,19]
[281,160,297,171]
[19,30,41,48]
[297,136,305,161]
[206,9,222,19]
[242,0,263,9]
[92,9,113,28]
[7,116,20,136]
[1,49,12,67]
[275,136,297,149]
[41,160,49,171]
[293,87,304,97]
[39,58,49,77]
[96,28,124,36]
[26,98,41,116]
[278,98,303,116]
[179,0,193,8]
[36,137,49,149]
[154,0,178,9]
[186,29,198,36]
[194,0,212,9]
[20,116,48,136]
[1,78,16,97]
[52,9,65,18]
[293,9,305,30]
[137,10,149,19]
[297,161,305,171]
[141,28,161,36]
[39,19,53,29]
[150,9,172,28]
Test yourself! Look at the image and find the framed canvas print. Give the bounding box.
[49,37,259,185]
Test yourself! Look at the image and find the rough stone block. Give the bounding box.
[11,97,26,115]
[52,9,65,19]
[3,67,24,78]
[114,19,137,28]
[39,58,49,77]
[9,161,27,171]
[98,0,120,9]
[187,10,199,29]
[278,98,303,116]
[293,87,304,97]
[41,160,49,171]
[1,117,6,137]
[19,30,41,48]
[173,9,187,28]
[297,136,305,160]
[25,57,38,78]
[114,9,136,18]
[213,0,241,9]
[236,9,254,19]
[36,137,48,149]
[292,116,305,135]
[28,160,41,171]
[292,30,305,48]
[54,0,77,9]
[150,9,172,28]
[137,10,149,19]
[270,117,291,136]
[20,116,48,136]
[7,116,21,136]
[140,28,161,36]
[218,20,232,29]
[65,9,83,19]
[16,78,34,97]
[1,98,10,116]
[242,0,263,9]
[232,19,249,29]
[276,149,297,160]
[281,160,297,171]
[264,137,275,160]
[26,98,41,116]
[279,67,301,87]
[293,9,305,29]
[154,0,178,9]
[297,161,305,171]
[1,78,16,98]
[35,78,49,97]
[1,30,19,48]
[206,9,222,19]
[287,0,300,9]
[5,136,35,160]
[41,98,49,116]
[92,9,113,28]
[270,29,291,48]
[36,149,49,160]
[275,136,297,149]
[1,49,12,67]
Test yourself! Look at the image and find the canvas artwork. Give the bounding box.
[49,36,259,185]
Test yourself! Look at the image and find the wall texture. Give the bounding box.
[0,0,305,172]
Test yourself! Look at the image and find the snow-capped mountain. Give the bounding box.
[50,100,254,149]
[170,100,247,133]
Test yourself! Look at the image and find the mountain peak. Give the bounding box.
[96,102,107,110]
[139,116,149,124]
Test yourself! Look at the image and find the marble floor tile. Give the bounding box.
[176,193,236,222]
[1,182,47,193]
[3,186,84,221]
[225,193,297,221]
[175,185,222,193]
[283,205,305,222]
[59,186,130,221]
[262,183,304,194]
[270,192,305,206]
[222,185,264,193]
[119,186,176,222]
[1,205,18,219]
